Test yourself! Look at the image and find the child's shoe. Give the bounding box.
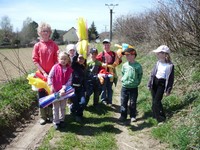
[54,123,60,130]
[39,118,46,125]
[130,117,137,122]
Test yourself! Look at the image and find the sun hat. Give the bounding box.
[121,48,137,56]
[153,45,170,53]
[89,48,98,54]
[66,44,76,53]
[102,39,110,44]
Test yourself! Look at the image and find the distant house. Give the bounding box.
[63,27,78,44]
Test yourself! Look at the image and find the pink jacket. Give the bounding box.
[51,64,73,92]
[32,39,58,74]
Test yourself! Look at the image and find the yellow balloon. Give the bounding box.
[27,74,51,95]
[77,17,89,59]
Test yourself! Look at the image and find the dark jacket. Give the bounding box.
[148,61,174,94]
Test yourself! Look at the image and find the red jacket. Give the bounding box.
[32,39,58,74]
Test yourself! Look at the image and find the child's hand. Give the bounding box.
[59,88,66,96]
[50,85,54,94]
[43,73,48,78]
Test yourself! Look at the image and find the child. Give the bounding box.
[66,44,77,113]
[119,48,143,122]
[148,45,174,123]
[96,39,121,105]
[32,22,59,125]
[66,44,77,63]
[85,48,102,107]
[71,54,86,122]
[48,52,73,129]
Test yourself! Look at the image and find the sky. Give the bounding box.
[0,0,157,33]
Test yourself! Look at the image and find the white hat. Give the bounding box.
[153,45,170,53]
[66,44,76,53]
[102,39,110,44]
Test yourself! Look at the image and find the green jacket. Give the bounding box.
[121,61,143,88]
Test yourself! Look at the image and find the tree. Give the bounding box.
[51,29,60,41]
[0,16,13,45]
[88,22,99,42]
[19,17,38,45]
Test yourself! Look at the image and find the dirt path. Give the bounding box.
[4,111,52,150]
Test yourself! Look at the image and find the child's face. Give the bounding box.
[125,53,136,62]
[90,53,97,60]
[40,28,51,41]
[156,52,166,61]
[103,43,111,51]
[78,56,85,65]
[58,54,70,66]
[69,49,75,57]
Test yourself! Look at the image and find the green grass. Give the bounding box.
[38,104,118,150]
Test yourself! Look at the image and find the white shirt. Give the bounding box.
[156,61,170,79]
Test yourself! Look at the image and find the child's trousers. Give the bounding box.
[52,99,67,124]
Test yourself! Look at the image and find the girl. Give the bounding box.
[32,22,59,125]
[148,45,174,123]
[48,52,73,129]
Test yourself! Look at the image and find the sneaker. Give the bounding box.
[102,101,107,105]
[39,118,46,125]
[54,123,60,130]
[158,122,164,126]
[131,117,137,122]
[118,116,126,122]
[107,103,113,107]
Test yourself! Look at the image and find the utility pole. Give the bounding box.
[105,3,118,42]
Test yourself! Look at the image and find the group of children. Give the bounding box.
[32,22,174,129]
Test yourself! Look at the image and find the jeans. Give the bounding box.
[85,77,100,106]
[151,77,166,122]
[120,87,138,119]
[100,76,113,104]
[70,87,85,117]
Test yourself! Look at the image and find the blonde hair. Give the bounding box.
[58,51,71,64]
[37,22,52,37]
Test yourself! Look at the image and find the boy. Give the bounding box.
[119,48,143,122]
[85,48,102,107]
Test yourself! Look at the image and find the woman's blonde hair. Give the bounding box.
[37,22,52,37]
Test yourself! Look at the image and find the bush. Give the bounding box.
[0,77,37,132]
